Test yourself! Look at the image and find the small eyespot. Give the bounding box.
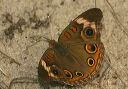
[87,58,95,66]
[76,72,83,77]
[52,69,59,75]
[85,43,97,54]
[64,70,73,78]
[84,27,94,37]
[50,65,61,75]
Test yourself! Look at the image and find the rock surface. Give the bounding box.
[0,0,128,89]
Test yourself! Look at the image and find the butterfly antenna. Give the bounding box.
[42,36,51,43]
[42,36,56,48]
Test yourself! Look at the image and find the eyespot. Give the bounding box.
[87,58,95,66]
[52,69,59,75]
[84,27,94,37]
[75,72,83,77]
[85,43,97,54]
[50,65,61,76]
[64,70,73,78]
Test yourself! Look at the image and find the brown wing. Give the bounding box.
[58,8,103,46]
[38,8,105,86]
[57,8,105,85]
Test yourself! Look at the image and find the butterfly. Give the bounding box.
[38,8,104,88]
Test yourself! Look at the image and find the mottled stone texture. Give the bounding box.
[0,0,128,89]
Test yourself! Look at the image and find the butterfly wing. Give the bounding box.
[57,8,105,85]
[38,8,105,87]
[58,8,103,45]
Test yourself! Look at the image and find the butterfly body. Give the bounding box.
[38,8,104,87]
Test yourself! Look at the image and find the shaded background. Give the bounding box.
[0,0,128,89]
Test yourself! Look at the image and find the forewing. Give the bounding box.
[58,8,103,46]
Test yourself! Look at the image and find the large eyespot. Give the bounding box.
[75,72,83,77]
[84,27,95,37]
[87,58,95,66]
[64,70,73,78]
[85,43,97,54]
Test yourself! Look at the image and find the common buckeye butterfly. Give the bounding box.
[38,8,104,88]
